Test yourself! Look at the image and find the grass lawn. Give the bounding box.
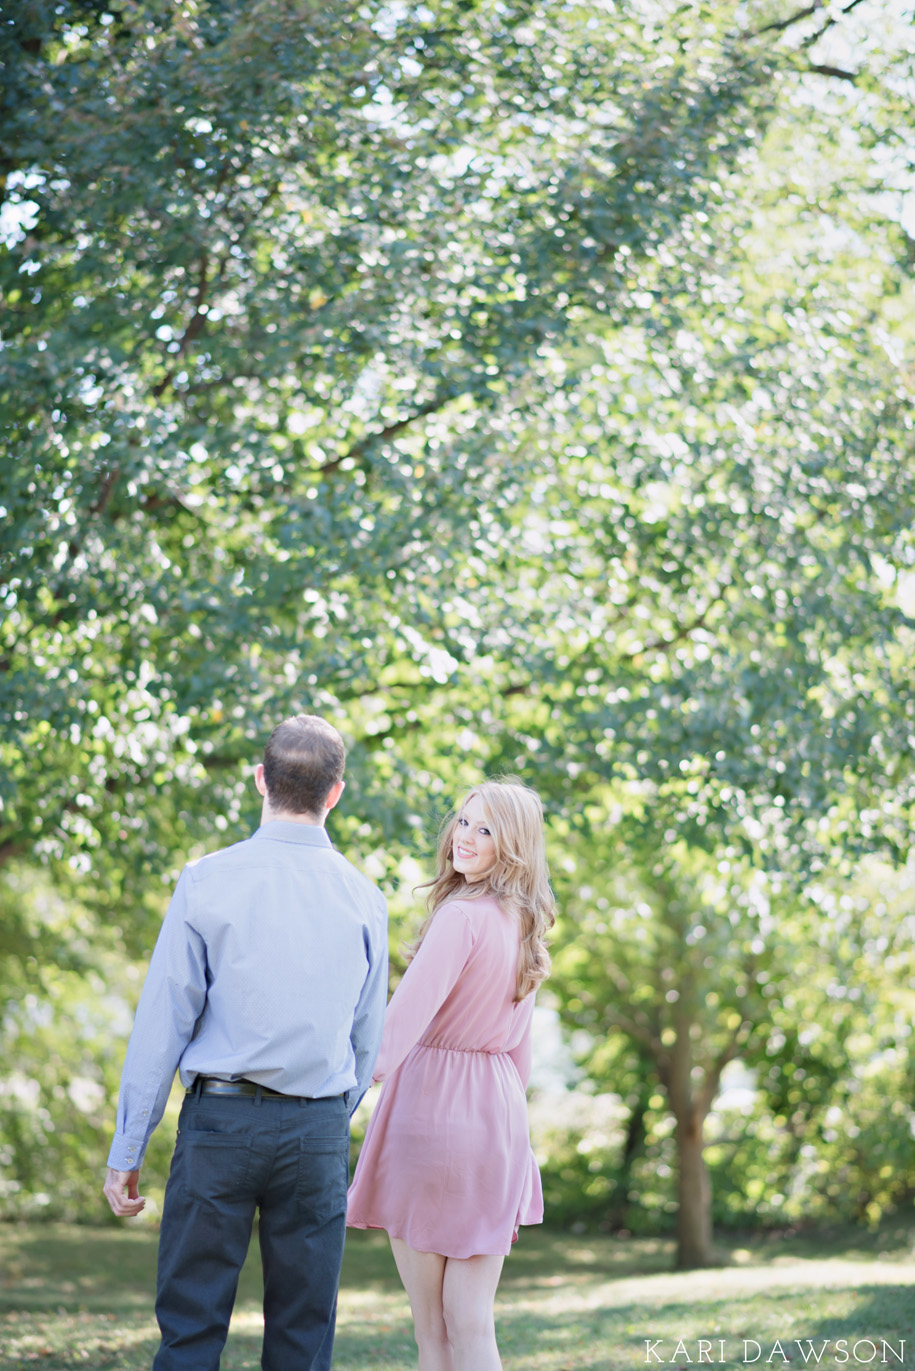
[1,1219,914,1369]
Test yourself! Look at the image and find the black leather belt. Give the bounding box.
[189,1077,289,1099]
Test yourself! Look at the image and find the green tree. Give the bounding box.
[3,0,915,1252]
[710,859,915,1231]
[550,831,914,1267]
[1,0,792,902]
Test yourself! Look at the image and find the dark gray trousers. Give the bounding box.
[153,1090,349,1371]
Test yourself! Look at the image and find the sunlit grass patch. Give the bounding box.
[0,1309,158,1368]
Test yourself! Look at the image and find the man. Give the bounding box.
[104,714,388,1371]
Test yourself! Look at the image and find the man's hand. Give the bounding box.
[104,1167,146,1218]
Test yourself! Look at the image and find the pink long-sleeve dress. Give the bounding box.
[346,894,543,1258]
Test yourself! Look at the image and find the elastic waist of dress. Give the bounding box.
[418,1041,505,1055]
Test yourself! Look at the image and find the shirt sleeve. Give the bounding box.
[346,892,389,1115]
[107,867,208,1171]
[371,901,475,1083]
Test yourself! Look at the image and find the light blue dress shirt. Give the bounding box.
[108,820,388,1172]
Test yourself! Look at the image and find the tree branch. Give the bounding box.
[808,62,859,81]
[152,248,213,400]
[0,839,26,869]
[754,0,865,43]
[755,2,822,36]
[601,1005,664,1057]
[635,586,727,657]
[152,160,264,400]
[53,466,123,607]
[139,488,210,521]
[697,1018,755,1117]
[317,390,463,475]
[799,0,868,49]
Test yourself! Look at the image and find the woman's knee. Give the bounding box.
[441,1295,494,1346]
[409,1296,450,1349]
[412,1314,452,1356]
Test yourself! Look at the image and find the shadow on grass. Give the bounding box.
[501,1229,676,1287]
[0,1223,160,1313]
[716,1214,915,1266]
[0,1222,680,1312]
[802,1283,915,1348]
[3,1220,915,1313]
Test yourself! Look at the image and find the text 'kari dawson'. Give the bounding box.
[644,1339,906,1365]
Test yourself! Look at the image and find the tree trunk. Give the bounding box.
[605,1083,650,1231]
[675,1111,715,1269]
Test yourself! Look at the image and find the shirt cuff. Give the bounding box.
[108,1132,148,1172]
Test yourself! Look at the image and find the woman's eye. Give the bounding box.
[480,827,490,836]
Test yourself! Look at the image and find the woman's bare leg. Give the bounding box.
[389,1237,454,1371]
[441,1252,505,1371]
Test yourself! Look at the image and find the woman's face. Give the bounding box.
[451,793,496,879]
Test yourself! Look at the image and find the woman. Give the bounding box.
[347,778,555,1371]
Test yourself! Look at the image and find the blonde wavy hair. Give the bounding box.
[409,778,556,1001]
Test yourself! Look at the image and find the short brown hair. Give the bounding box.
[262,715,346,816]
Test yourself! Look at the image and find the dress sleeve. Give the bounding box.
[507,994,536,1089]
[371,902,475,1083]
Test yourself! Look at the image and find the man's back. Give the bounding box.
[110,820,387,1170]
[176,821,385,1098]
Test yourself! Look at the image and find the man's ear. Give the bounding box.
[325,779,345,813]
[254,763,268,798]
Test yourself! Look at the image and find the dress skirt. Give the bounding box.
[347,1039,543,1258]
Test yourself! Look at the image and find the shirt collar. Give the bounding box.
[253,820,333,848]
